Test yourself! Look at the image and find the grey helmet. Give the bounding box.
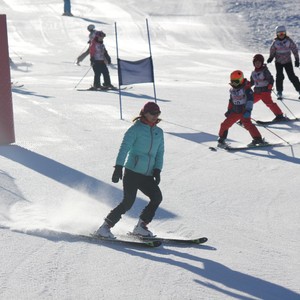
[87,24,95,32]
[276,25,286,34]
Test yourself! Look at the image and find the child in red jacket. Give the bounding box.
[218,70,264,147]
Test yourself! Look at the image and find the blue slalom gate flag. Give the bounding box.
[118,57,154,86]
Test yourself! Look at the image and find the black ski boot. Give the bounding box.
[248,137,266,146]
[217,137,227,148]
[273,114,289,122]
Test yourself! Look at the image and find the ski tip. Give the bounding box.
[195,237,208,244]
[209,146,217,151]
[147,240,162,247]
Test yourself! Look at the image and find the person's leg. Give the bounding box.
[241,117,262,139]
[275,62,284,93]
[260,92,283,115]
[138,177,163,224]
[218,113,241,140]
[102,64,112,86]
[105,169,140,226]
[92,63,101,88]
[284,62,300,91]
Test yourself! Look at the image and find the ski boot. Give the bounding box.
[94,221,115,239]
[102,83,116,90]
[132,219,154,237]
[272,114,289,122]
[217,138,228,148]
[248,137,266,147]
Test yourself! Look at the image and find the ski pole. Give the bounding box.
[272,90,300,102]
[74,45,89,64]
[250,118,291,145]
[74,66,92,89]
[280,100,299,119]
[272,90,299,119]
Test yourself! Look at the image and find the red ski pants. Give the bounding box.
[254,92,282,115]
[219,113,262,139]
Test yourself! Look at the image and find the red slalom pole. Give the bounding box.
[0,14,15,145]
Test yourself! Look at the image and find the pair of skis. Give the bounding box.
[210,116,299,152]
[255,117,299,125]
[210,141,284,152]
[82,234,208,248]
[77,86,131,92]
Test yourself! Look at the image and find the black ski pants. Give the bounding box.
[92,61,111,88]
[105,169,163,227]
[275,61,300,92]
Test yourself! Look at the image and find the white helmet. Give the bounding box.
[276,25,286,34]
[87,24,95,32]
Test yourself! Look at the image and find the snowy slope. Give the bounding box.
[1,0,300,299]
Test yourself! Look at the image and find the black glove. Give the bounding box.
[90,57,95,65]
[153,169,161,185]
[112,165,123,183]
[267,57,273,64]
[295,60,299,68]
[104,52,111,64]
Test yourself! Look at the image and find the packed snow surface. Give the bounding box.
[1,0,300,299]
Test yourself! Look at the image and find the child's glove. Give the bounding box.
[243,110,251,119]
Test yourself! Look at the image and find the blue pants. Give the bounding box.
[64,0,71,13]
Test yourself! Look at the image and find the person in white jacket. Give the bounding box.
[267,25,300,99]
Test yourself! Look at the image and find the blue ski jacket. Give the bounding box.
[115,120,164,176]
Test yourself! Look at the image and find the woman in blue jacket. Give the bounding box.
[95,102,164,238]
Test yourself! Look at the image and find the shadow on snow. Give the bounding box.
[0,145,176,220]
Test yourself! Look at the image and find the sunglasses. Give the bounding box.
[149,111,161,116]
[277,31,286,35]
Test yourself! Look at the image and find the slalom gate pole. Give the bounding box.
[115,22,123,120]
[74,65,92,89]
[146,18,157,103]
[250,118,291,145]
